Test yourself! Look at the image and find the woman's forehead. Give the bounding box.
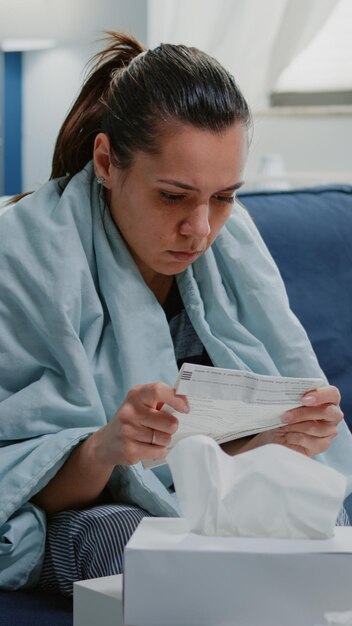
[132,122,247,187]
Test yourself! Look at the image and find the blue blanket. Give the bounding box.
[1,163,352,589]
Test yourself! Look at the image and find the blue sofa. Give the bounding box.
[242,184,352,431]
[1,184,352,625]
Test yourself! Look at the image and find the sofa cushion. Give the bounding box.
[239,185,352,430]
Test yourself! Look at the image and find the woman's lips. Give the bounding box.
[169,250,201,262]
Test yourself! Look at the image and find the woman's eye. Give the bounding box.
[160,191,186,203]
[213,195,235,204]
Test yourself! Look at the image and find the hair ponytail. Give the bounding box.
[50,32,145,179]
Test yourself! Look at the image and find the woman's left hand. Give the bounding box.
[274,384,344,456]
[224,385,344,458]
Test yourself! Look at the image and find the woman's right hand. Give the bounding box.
[32,382,188,513]
[91,383,189,467]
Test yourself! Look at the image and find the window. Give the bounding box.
[271,0,352,107]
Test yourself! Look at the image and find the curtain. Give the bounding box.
[147,0,339,110]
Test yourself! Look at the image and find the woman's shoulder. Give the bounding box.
[2,167,93,248]
[0,171,96,300]
[1,177,69,240]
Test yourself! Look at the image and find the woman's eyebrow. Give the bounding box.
[156,179,244,192]
[219,182,244,192]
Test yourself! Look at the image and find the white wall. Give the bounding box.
[0,0,148,45]
[23,46,88,189]
[22,0,147,190]
[20,0,352,192]
[245,111,352,189]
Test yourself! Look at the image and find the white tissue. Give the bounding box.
[324,612,352,626]
[167,435,346,539]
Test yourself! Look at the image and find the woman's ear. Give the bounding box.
[93,133,114,189]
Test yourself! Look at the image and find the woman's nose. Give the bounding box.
[179,203,211,238]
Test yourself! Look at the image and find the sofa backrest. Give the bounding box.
[239,185,352,430]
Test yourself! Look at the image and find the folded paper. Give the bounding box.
[167,436,347,539]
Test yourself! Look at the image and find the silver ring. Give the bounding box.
[151,430,156,445]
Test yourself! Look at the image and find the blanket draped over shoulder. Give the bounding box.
[1,162,352,589]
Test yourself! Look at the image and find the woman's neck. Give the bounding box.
[125,246,174,305]
[148,274,174,305]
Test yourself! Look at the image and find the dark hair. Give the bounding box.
[51,31,251,179]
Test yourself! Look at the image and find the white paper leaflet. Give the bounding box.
[143,363,324,468]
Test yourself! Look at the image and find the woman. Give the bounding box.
[0,32,350,596]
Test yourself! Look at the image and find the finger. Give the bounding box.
[283,443,308,456]
[131,383,189,414]
[283,420,338,438]
[283,431,335,456]
[139,407,179,435]
[119,440,168,465]
[117,405,178,444]
[281,403,343,425]
[301,385,341,407]
[126,423,173,448]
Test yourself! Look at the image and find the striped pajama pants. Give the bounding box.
[38,503,151,597]
[38,504,349,598]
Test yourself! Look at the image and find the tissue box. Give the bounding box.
[124,518,352,626]
[74,574,124,626]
